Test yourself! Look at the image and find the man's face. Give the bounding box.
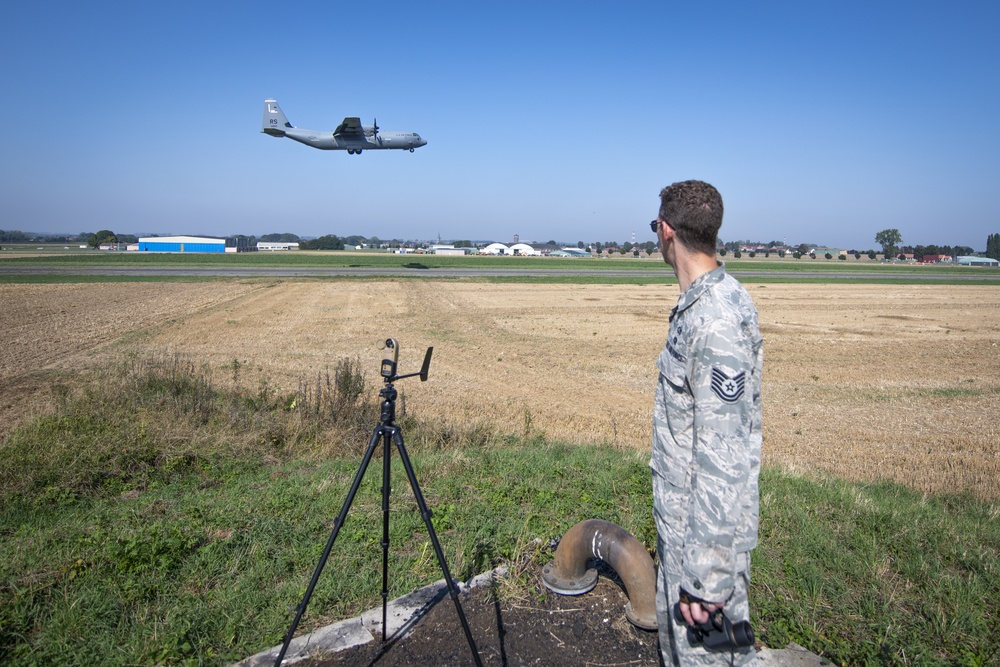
[656,219,673,265]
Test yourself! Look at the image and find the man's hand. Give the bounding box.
[679,598,724,626]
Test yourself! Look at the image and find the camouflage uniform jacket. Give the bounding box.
[651,263,763,603]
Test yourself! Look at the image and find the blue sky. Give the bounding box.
[2,1,998,250]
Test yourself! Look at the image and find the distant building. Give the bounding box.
[509,243,541,256]
[138,236,226,253]
[429,245,472,256]
[957,255,999,267]
[480,243,510,255]
[257,242,299,251]
[226,237,256,253]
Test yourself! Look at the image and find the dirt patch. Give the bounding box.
[0,281,263,438]
[303,575,662,667]
[2,280,998,499]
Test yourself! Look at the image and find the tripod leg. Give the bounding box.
[390,426,484,667]
[273,425,386,667]
[380,429,391,642]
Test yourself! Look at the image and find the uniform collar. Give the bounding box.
[670,263,726,321]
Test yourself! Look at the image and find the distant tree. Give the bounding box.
[302,234,344,250]
[839,254,847,261]
[778,250,786,258]
[594,242,603,254]
[546,239,557,246]
[454,240,473,248]
[987,233,1000,261]
[854,253,861,260]
[809,252,816,259]
[643,241,656,255]
[748,251,755,258]
[577,241,584,249]
[875,228,902,260]
[867,250,876,260]
[719,248,727,256]
[0,229,32,243]
[797,243,810,255]
[793,251,802,259]
[825,253,833,260]
[733,251,742,259]
[88,230,118,248]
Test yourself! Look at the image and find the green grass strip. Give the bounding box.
[2,444,996,665]
[1,355,997,666]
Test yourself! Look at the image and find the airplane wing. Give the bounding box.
[333,117,365,137]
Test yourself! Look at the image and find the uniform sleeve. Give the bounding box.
[680,323,755,602]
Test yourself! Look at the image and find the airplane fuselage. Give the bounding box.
[278,127,425,152]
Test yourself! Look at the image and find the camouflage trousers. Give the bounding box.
[653,470,756,666]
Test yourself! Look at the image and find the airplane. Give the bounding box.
[261,98,427,154]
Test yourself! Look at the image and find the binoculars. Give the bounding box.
[672,602,754,651]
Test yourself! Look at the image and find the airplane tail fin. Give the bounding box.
[262,99,292,136]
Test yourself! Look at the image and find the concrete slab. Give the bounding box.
[758,642,838,666]
[235,572,489,667]
[234,570,836,666]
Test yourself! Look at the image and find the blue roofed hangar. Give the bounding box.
[138,236,226,253]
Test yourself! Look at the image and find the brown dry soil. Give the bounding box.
[2,280,998,499]
[303,574,665,667]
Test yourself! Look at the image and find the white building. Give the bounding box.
[257,242,300,251]
[957,255,999,266]
[480,243,510,255]
[509,243,542,256]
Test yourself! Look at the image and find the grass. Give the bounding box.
[3,249,998,273]
[1,357,997,666]
[3,250,998,286]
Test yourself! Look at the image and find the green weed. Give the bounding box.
[1,361,997,665]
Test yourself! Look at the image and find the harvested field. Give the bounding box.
[1,280,998,499]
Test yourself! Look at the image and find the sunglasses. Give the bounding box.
[649,219,673,233]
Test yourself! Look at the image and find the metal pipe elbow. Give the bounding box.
[541,519,657,630]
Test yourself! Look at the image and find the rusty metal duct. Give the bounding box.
[541,519,657,630]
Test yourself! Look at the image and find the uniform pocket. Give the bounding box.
[653,351,694,488]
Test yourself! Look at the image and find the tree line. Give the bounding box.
[4,228,998,258]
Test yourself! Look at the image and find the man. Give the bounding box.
[650,180,762,666]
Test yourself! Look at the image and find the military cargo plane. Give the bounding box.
[261,99,426,154]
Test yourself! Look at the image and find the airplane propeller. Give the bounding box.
[372,118,379,139]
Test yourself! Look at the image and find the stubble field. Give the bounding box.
[2,279,998,500]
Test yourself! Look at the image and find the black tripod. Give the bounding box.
[273,339,483,667]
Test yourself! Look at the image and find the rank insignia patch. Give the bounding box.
[711,368,746,403]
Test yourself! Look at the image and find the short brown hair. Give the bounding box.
[658,180,723,255]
